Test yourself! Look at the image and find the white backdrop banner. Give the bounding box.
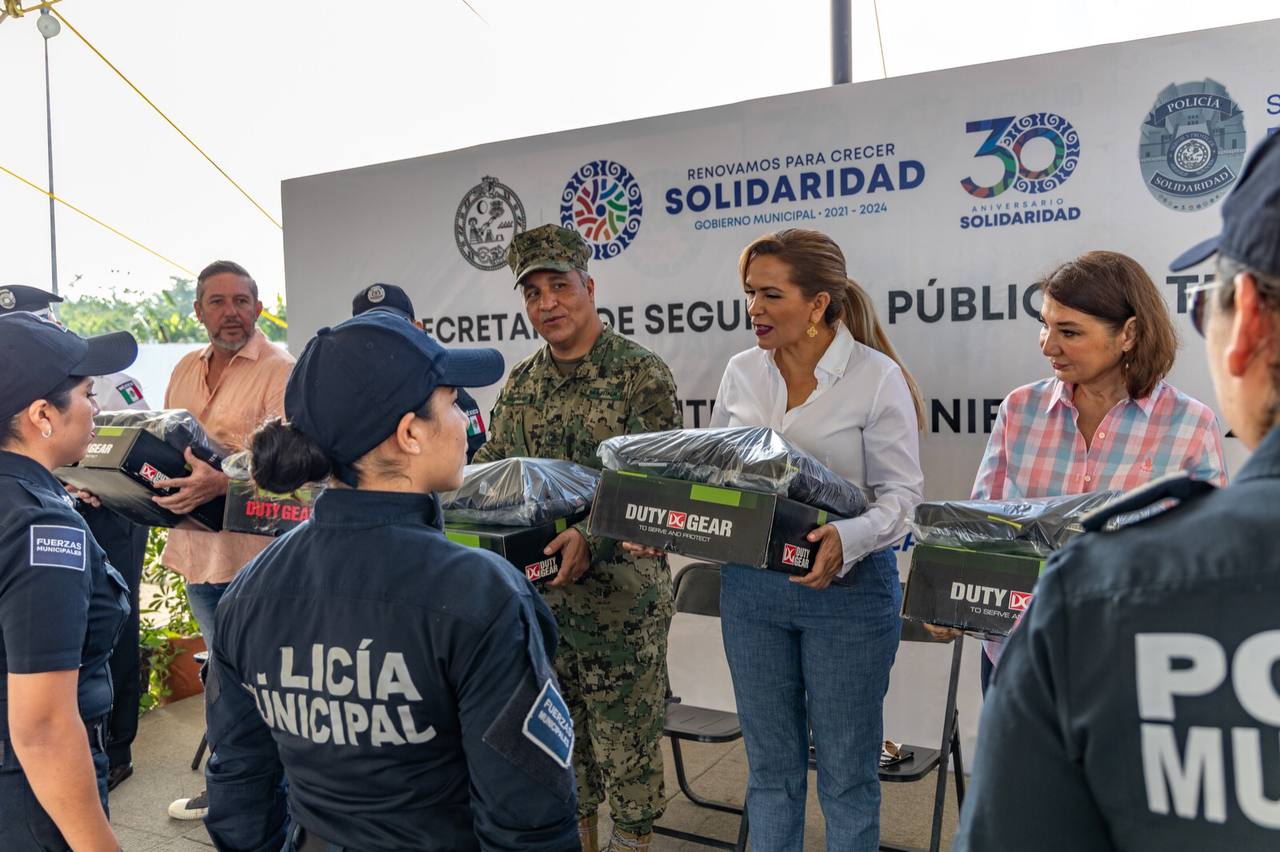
[282,19,1280,752]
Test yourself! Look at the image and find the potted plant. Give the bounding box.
[139,528,205,709]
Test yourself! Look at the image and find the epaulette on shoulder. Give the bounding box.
[1080,472,1217,533]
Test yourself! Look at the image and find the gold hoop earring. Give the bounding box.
[806,323,818,338]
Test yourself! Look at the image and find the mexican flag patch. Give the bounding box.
[116,380,143,405]
[467,411,485,438]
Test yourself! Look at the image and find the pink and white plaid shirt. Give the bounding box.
[974,378,1226,663]
[973,378,1226,502]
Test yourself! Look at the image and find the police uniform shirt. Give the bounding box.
[955,427,1280,851]
[204,488,578,852]
[0,451,129,740]
[90,372,148,412]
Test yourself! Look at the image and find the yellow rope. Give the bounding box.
[47,4,284,230]
[0,162,288,329]
[1,161,196,276]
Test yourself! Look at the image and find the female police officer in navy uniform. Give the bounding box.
[203,311,579,851]
[0,311,137,851]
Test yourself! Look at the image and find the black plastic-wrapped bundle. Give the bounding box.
[909,491,1120,557]
[441,457,601,526]
[597,427,868,518]
[94,408,228,469]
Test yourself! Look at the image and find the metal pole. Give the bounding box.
[831,0,851,85]
[44,32,59,295]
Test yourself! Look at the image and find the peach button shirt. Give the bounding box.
[161,330,294,584]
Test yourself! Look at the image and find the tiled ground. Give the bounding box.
[111,697,959,850]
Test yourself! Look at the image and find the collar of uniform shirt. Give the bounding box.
[1044,377,1160,418]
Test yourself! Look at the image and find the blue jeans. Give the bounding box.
[186,581,230,650]
[720,550,901,852]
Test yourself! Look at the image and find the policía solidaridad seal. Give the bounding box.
[1138,79,1246,212]
[454,176,527,271]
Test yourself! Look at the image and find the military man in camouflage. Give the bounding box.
[473,224,679,852]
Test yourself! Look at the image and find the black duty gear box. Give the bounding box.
[901,544,1045,636]
[223,480,320,537]
[588,469,839,576]
[445,511,587,584]
[56,425,224,530]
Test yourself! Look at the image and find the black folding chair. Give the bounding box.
[653,563,749,851]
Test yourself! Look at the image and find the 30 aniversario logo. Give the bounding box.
[1139,79,1246,212]
[959,112,1082,230]
[454,176,527,270]
[561,159,643,260]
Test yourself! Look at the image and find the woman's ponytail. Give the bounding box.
[839,279,926,430]
[250,417,334,493]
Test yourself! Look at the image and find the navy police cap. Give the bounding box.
[285,311,503,467]
[0,312,137,419]
[1171,132,1280,275]
[351,283,415,321]
[0,284,63,314]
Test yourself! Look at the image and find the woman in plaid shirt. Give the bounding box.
[930,251,1227,690]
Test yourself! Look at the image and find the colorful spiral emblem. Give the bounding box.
[961,112,1081,199]
[560,159,643,260]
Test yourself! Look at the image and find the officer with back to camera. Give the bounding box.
[954,134,1280,850]
[351,282,489,461]
[202,311,578,851]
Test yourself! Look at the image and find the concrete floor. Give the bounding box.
[109,696,960,850]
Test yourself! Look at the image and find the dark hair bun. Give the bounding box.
[250,417,333,493]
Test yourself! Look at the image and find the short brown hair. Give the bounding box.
[197,260,258,303]
[1041,250,1177,399]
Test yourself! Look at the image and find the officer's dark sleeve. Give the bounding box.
[471,386,517,465]
[203,624,287,852]
[952,559,1115,852]
[0,507,92,674]
[454,589,578,851]
[458,389,488,463]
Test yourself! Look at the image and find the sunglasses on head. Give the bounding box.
[1187,281,1225,337]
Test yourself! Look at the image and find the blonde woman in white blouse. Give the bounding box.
[712,229,924,852]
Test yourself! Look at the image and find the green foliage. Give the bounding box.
[138,527,200,713]
[59,276,288,344]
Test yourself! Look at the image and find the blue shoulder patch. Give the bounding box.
[522,678,574,768]
[29,525,87,571]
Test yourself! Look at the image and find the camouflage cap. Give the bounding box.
[507,224,590,286]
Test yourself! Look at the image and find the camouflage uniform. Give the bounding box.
[473,225,679,835]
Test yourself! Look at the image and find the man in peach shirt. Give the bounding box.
[156,260,293,820]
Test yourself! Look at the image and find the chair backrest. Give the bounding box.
[673,562,722,618]
[882,620,965,754]
[667,562,736,712]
